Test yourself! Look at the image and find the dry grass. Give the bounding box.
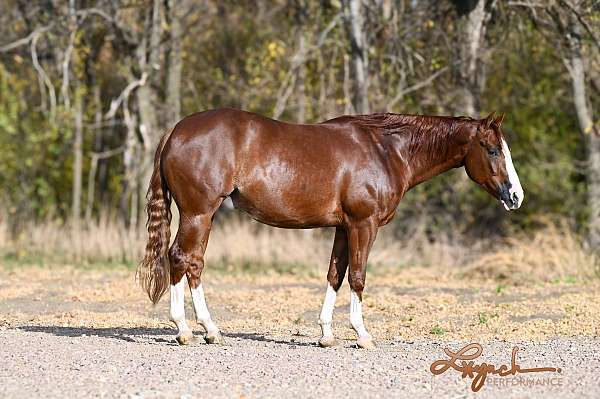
[0,216,143,266]
[1,215,599,341]
[2,265,600,341]
[0,213,475,272]
[460,222,599,284]
[1,214,597,285]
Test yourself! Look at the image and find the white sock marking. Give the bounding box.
[319,284,337,338]
[501,138,524,209]
[170,278,191,335]
[350,290,370,339]
[189,283,219,335]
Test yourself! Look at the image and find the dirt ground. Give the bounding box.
[1,265,600,398]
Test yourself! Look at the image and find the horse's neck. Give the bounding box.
[386,124,469,191]
[407,150,464,188]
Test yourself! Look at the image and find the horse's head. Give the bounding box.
[463,112,524,210]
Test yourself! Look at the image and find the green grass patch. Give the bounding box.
[430,325,446,335]
[478,312,498,325]
[550,276,579,284]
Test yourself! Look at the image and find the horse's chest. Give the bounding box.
[340,180,400,223]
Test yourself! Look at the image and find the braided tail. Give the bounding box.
[136,132,173,304]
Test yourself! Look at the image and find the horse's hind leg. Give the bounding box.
[169,207,223,345]
[169,274,194,345]
[318,227,349,347]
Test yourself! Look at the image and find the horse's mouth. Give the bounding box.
[499,182,522,210]
[501,197,519,211]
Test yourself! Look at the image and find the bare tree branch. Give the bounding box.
[86,146,124,223]
[91,146,125,159]
[75,7,137,45]
[313,14,342,50]
[0,25,52,53]
[272,71,298,119]
[105,73,148,120]
[271,12,342,119]
[558,0,600,50]
[386,66,449,111]
[30,29,57,121]
[60,30,76,110]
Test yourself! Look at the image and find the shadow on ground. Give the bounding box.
[16,325,319,347]
[225,332,317,347]
[18,325,175,344]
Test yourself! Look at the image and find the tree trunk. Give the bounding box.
[120,103,139,227]
[98,107,110,206]
[166,0,184,128]
[564,17,600,249]
[296,34,307,123]
[452,0,489,117]
[136,0,163,225]
[588,134,600,250]
[342,0,369,114]
[343,53,353,114]
[85,85,103,223]
[71,92,83,227]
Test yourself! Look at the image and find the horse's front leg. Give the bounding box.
[318,227,349,347]
[347,217,378,349]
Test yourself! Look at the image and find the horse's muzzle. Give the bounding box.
[499,182,521,210]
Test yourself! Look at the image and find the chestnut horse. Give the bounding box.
[137,108,523,348]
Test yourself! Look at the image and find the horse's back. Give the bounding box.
[164,108,372,177]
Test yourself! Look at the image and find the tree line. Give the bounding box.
[0,1,598,247]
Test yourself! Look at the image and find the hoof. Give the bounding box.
[318,336,337,348]
[356,336,376,349]
[205,332,226,345]
[175,331,197,346]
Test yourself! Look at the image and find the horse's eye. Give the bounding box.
[488,148,499,157]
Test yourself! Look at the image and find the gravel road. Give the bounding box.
[1,328,599,399]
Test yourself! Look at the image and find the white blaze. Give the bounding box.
[501,139,524,210]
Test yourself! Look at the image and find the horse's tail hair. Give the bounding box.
[136,131,173,305]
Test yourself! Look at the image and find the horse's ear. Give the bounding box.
[494,113,505,126]
[484,111,496,128]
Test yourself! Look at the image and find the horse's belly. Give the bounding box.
[230,186,340,228]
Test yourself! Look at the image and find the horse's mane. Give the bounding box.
[348,113,475,135]
[345,113,478,160]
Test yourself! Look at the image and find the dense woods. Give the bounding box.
[0,0,598,249]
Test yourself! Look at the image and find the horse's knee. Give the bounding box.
[327,272,344,291]
[348,273,365,296]
[186,260,204,289]
[329,280,343,292]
